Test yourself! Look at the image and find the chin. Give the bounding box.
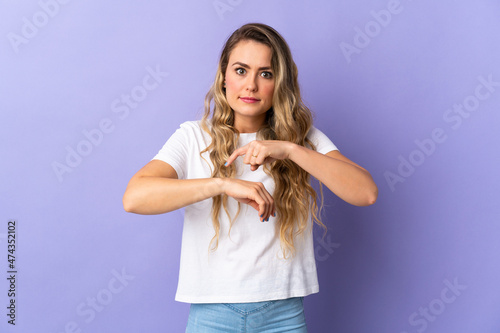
[235,109,268,117]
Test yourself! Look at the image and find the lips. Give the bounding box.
[240,97,260,103]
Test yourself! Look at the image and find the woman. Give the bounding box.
[123,23,377,332]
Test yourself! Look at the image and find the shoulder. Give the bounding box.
[177,120,202,131]
[170,120,211,146]
[307,125,338,154]
[172,120,206,137]
[178,120,211,134]
[307,126,324,138]
[307,125,330,141]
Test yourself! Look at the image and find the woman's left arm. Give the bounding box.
[225,141,378,206]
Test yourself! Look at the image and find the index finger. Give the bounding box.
[225,146,247,167]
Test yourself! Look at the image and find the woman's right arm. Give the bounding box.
[122,160,274,220]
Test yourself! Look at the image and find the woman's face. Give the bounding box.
[224,40,275,132]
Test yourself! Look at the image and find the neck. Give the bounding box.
[233,115,266,133]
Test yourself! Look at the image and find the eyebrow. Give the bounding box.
[231,61,272,71]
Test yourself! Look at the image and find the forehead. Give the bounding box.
[228,40,272,66]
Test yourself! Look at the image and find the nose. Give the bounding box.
[245,75,258,92]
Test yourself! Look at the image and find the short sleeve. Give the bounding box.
[307,126,338,154]
[151,124,191,179]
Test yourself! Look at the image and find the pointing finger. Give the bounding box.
[225,147,247,167]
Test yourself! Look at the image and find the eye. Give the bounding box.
[235,68,246,75]
[261,71,273,79]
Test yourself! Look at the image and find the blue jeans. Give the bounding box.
[185,297,307,332]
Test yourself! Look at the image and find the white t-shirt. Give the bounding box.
[152,120,338,303]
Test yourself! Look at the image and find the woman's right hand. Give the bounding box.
[221,178,275,222]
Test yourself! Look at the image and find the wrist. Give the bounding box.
[286,142,300,160]
[214,177,228,195]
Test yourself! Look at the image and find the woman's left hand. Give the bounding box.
[225,140,293,171]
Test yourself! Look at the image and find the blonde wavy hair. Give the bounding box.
[201,23,325,258]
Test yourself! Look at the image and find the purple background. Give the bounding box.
[1,1,499,332]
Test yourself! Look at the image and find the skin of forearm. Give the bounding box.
[123,177,224,215]
[287,143,378,206]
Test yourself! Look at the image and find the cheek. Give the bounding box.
[263,84,275,100]
[224,77,239,95]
